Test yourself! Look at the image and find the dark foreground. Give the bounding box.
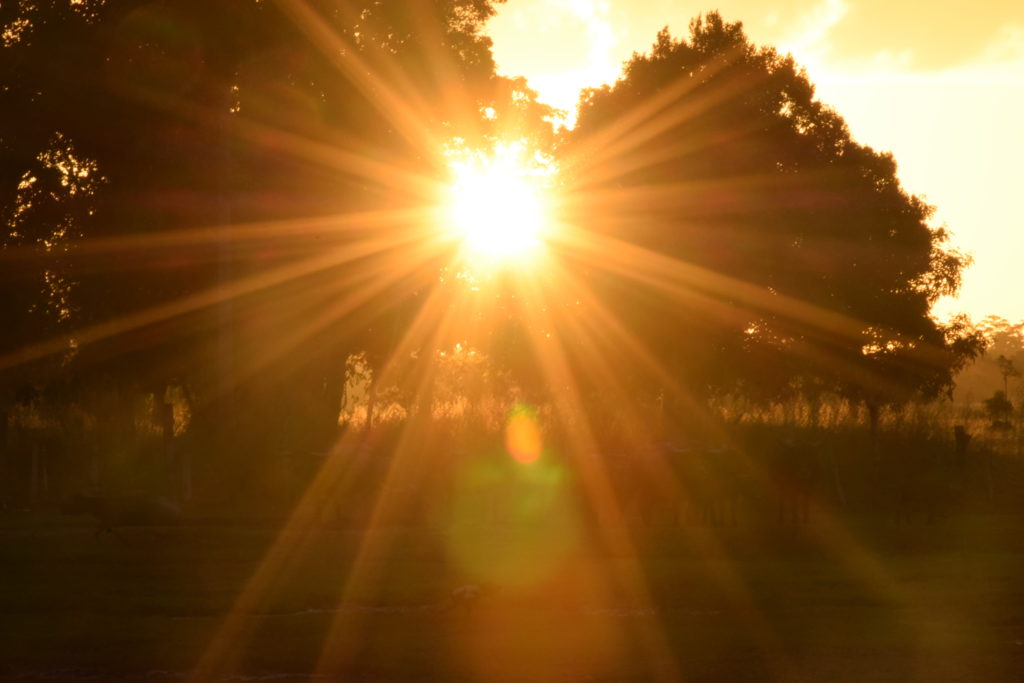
[1,512,1023,682]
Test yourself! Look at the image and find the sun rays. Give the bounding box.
[3,3,940,682]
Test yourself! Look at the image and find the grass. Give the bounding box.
[1,511,1022,682]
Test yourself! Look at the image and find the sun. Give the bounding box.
[445,145,551,262]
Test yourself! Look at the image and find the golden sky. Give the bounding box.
[487,0,1024,323]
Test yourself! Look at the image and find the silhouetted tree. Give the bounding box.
[2,0,554,499]
[996,355,1019,396]
[562,13,982,428]
[953,316,1022,404]
[984,390,1014,426]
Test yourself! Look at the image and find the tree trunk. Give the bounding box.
[366,375,377,433]
[867,401,880,462]
[160,398,176,499]
[0,404,8,508]
[89,445,99,488]
[30,442,39,509]
[181,451,192,504]
[866,400,881,512]
[321,354,346,446]
[830,451,847,508]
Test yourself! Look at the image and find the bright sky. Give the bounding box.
[487,0,1024,323]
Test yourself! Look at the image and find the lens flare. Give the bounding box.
[505,403,542,464]
[446,443,580,589]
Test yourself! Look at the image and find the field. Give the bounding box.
[2,511,1023,682]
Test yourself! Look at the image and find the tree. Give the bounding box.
[560,13,981,425]
[951,316,1023,405]
[983,390,1014,427]
[996,355,1019,396]
[2,0,554,498]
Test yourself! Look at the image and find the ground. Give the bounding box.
[1,512,1022,682]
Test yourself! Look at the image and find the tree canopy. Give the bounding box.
[561,13,981,412]
[0,0,566,477]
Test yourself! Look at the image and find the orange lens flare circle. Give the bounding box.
[505,404,542,464]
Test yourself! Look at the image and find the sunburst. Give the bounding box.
[445,143,552,264]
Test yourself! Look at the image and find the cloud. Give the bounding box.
[817,1,1024,70]
[778,0,848,56]
[978,23,1024,74]
[488,0,621,113]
